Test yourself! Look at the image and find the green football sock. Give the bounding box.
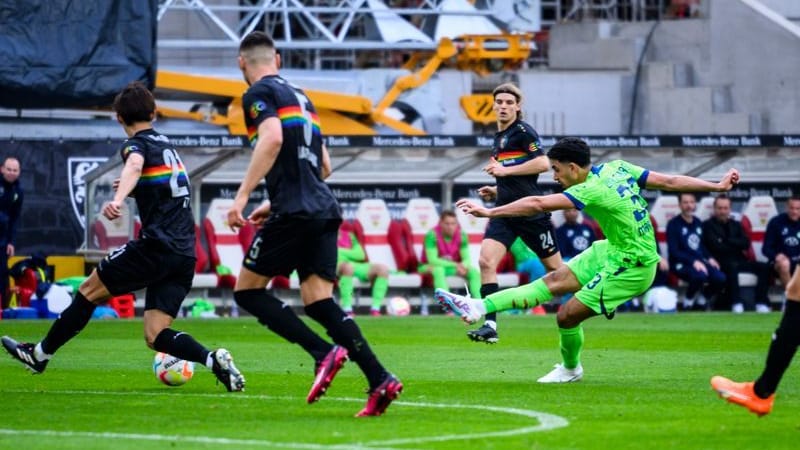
[371,276,388,310]
[484,278,553,314]
[338,275,354,310]
[559,326,584,370]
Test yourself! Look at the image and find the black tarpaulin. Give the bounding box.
[0,0,158,108]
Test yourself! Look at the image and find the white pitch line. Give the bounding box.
[1,389,569,447]
[356,402,568,446]
[0,429,402,450]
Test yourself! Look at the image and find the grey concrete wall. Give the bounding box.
[518,71,628,134]
[710,0,800,133]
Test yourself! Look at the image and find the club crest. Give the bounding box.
[68,157,107,228]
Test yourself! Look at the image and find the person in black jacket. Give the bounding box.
[0,156,22,308]
[702,195,771,313]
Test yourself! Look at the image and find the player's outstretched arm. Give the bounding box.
[457,193,573,218]
[645,168,739,193]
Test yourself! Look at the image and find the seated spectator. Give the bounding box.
[337,226,389,316]
[555,208,597,260]
[418,210,480,298]
[667,193,725,310]
[763,196,800,290]
[702,195,771,313]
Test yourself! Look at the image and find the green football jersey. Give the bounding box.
[562,160,659,268]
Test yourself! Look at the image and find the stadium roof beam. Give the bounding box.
[156,0,504,51]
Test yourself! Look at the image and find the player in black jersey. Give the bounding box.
[467,83,563,343]
[228,31,401,417]
[1,82,245,392]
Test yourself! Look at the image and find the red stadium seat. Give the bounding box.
[202,198,242,289]
[191,224,220,291]
[354,199,421,288]
[91,201,134,251]
[741,195,779,263]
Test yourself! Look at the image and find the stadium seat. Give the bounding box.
[649,195,680,256]
[741,195,779,263]
[403,197,439,259]
[238,220,256,252]
[454,198,519,288]
[91,201,134,251]
[696,195,715,222]
[355,199,421,288]
[202,198,242,289]
[191,224,220,292]
[550,209,566,229]
[387,219,416,273]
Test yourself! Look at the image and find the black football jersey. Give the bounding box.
[491,119,548,221]
[118,129,194,256]
[242,75,341,219]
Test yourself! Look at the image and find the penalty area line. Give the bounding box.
[2,389,569,446]
[0,428,411,450]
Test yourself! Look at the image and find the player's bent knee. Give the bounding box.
[478,255,500,272]
[78,271,112,303]
[339,263,355,276]
[235,267,270,291]
[374,264,389,277]
[556,311,579,328]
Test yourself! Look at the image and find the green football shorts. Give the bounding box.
[347,261,372,281]
[566,240,658,316]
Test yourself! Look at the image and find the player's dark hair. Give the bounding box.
[239,31,275,52]
[713,194,730,206]
[678,192,696,202]
[112,81,155,126]
[440,210,457,220]
[547,137,591,168]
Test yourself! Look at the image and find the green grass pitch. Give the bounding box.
[0,312,797,449]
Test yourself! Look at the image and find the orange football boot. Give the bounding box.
[711,376,774,416]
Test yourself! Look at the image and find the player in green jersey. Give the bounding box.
[436,137,740,383]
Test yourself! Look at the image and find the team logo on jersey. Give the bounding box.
[122,144,140,158]
[68,157,108,228]
[250,101,267,119]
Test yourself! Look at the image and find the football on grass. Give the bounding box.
[153,352,194,386]
[386,296,411,316]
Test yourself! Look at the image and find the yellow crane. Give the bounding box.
[155,33,534,135]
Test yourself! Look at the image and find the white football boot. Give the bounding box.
[537,363,584,383]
